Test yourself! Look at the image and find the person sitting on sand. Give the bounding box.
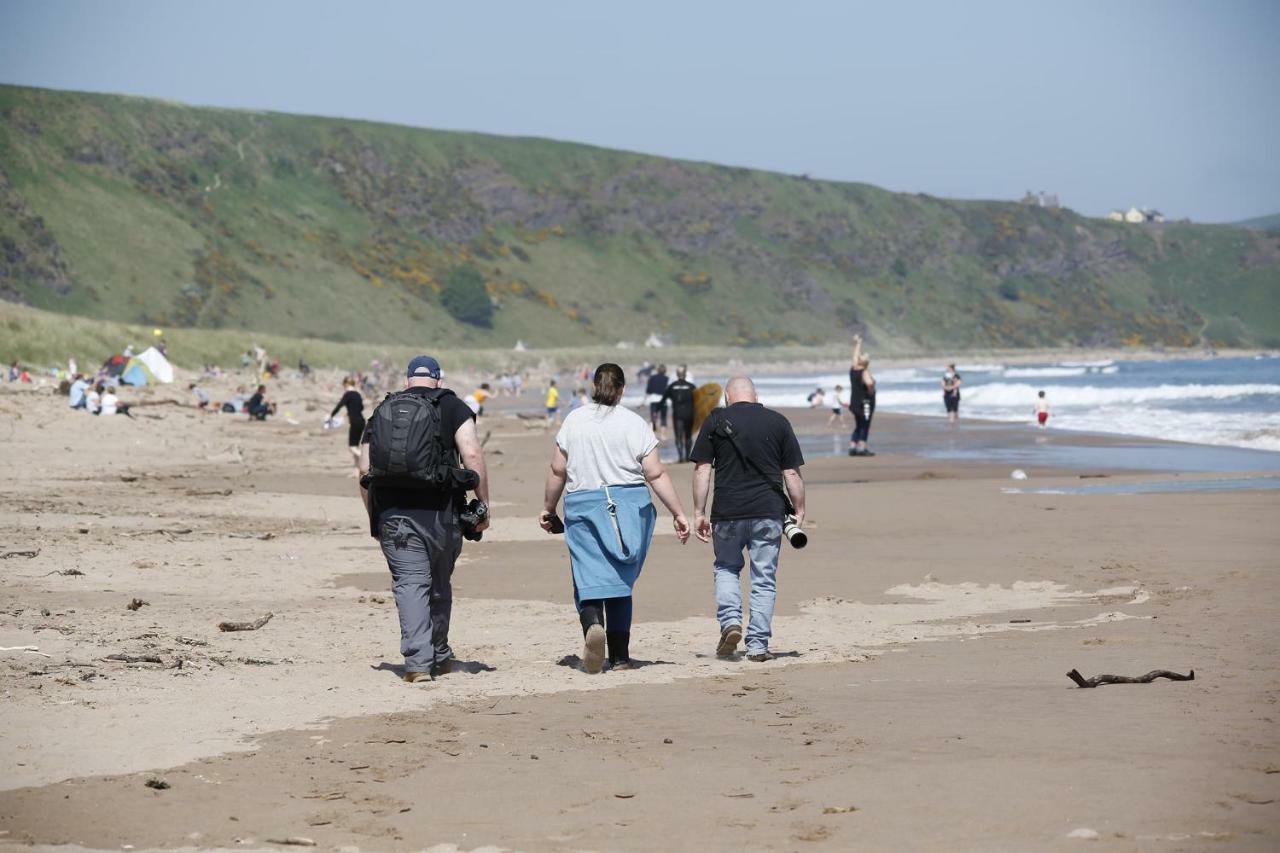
[1035,390,1050,428]
[189,382,210,412]
[540,363,690,673]
[247,385,275,421]
[691,375,805,662]
[68,375,90,410]
[98,386,132,418]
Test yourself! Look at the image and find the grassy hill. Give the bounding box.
[1234,212,1280,232]
[2,83,1278,351]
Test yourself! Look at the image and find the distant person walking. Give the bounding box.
[331,377,366,476]
[662,365,698,463]
[848,335,876,456]
[645,364,670,440]
[1035,390,1050,428]
[691,375,805,662]
[942,364,962,423]
[827,384,849,427]
[540,363,690,673]
[360,355,490,682]
[545,379,561,426]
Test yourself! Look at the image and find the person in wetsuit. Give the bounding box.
[331,377,366,476]
[848,334,877,457]
[662,365,698,463]
[942,363,962,423]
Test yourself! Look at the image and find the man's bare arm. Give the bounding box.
[782,467,805,527]
[454,419,489,506]
[357,442,372,522]
[692,462,713,543]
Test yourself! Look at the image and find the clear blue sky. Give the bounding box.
[2,0,1277,222]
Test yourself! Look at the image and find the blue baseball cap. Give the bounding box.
[406,355,442,379]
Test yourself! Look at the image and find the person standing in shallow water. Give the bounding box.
[848,335,876,456]
[540,363,691,673]
[942,363,962,423]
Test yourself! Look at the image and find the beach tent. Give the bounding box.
[136,347,174,384]
[120,360,149,386]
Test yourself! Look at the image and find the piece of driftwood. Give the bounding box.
[265,837,316,847]
[1067,668,1194,688]
[1,549,40,559]
[218,612,273,632]
[126,598,149,611]
[105,653,164,664]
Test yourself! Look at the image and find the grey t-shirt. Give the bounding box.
[556,403,659,492]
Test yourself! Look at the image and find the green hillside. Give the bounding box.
[1234,212,1280,232]
[2,84,1278,350]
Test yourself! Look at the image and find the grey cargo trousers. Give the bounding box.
[378,512,462,673]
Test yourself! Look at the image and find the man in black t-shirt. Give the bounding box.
[359,355,490,682]
[690,376,805,662]
[661,365,698,463]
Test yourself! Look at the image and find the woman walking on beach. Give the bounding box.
[330,377,366,476]
[540,363,691,673]
[848,335,876,456]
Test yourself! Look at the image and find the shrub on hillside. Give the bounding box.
[441,264,493,327]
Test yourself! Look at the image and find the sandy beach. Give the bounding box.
[1,373,1278,852]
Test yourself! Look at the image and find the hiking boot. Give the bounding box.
[716,624,743,657]
[401,670,433,683]
[609,659,636,671]
[582,624,606,674]
[847,448,859,457]
[430,656,455,678]
[747,651,775,663]
[860,449,876,457]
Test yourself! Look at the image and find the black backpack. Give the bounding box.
[365,389,456,489]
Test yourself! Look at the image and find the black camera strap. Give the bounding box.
[712,410,795,517]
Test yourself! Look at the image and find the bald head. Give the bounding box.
[724,375,757,404]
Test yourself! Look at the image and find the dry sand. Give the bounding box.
[0,374,1278,851]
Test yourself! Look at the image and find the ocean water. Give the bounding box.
[696,355,1280,453]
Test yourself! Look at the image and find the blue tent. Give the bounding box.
[121,362,149,387]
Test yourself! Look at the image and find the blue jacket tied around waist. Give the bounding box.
[564,483,656,601]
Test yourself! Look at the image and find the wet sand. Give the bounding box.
[1,376,1278,851]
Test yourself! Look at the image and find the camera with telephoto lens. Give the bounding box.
[459,498,489,542]
[783,515,807,549]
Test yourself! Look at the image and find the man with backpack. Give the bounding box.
[690,375,804,663]
[359,355,490,682]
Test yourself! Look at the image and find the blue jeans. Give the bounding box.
[712,518,783,655]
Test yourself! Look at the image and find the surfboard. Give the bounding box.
[693,382,723,432]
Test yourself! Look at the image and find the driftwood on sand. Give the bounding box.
[1067,668,1194,688]
[218,612,273,632]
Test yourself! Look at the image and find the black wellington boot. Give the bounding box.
[607,631,632,670]
[579,603,606,674]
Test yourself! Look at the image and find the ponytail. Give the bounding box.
[592,363,626,406]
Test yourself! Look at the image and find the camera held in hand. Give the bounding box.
[459,498,489,542]
[783,515,807,549]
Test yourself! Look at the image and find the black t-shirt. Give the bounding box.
[850,369,875,406]
[362,388,475,533]
[662,378,697,417]
[332,389,365,423]
[690,402,804,522]
[645,373,669,397]
[247,391,265,411]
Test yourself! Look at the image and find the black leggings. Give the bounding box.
[577,596,633,635]
[672,414,693,461]
[851,400,874,443]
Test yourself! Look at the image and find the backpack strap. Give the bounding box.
[711,410,795,517]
